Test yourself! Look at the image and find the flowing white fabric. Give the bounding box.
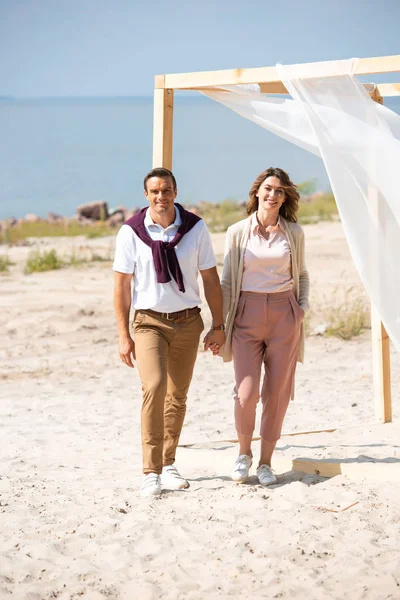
[202,60,400,351]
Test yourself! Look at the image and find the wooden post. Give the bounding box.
[371,307,392,422]
[370,91,392,423]
[152,80,174,169]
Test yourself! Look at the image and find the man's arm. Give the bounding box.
[114,271,136,368]
[200,266,225,355]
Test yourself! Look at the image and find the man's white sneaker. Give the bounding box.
[140,473,162,498]
[257,464,277,486]
[161,465,190,490]
[231,454,253,483]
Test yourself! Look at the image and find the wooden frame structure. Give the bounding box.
[152,55,400,427]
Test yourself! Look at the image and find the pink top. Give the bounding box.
[241,214,293,293]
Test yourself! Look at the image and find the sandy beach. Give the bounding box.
[1,220,400,600]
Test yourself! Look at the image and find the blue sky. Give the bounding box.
[1,0,399,97]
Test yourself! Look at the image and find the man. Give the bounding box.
[113,168,225,497]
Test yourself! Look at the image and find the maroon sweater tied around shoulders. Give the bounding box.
[125,203,201,293]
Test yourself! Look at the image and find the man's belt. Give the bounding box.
[138,306,200,321]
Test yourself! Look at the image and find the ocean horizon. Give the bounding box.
[1,94,399,220]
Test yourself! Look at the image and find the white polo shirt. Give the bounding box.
[112,207,216,312]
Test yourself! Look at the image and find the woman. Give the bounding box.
[220,167,309,486]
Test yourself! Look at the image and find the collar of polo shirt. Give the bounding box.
[251,212,282,234]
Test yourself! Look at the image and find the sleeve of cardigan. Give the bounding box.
[221,228,233,322]
[297,228,310,312]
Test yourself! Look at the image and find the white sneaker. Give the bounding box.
[231,454,252,483]
[161,465,189,490]
[140,473,161,497]
[257,464,277,486]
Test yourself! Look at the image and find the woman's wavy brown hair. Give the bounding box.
[246,167,299,223]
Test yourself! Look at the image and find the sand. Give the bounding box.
[1,221,400,599]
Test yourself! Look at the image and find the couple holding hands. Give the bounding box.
[113,166,309,497]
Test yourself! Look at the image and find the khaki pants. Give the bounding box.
[232,290,302,442]
[133,309,204,474]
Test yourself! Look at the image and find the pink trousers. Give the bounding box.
[232,289,303,442]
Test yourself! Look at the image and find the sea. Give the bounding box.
[1,94,400,220]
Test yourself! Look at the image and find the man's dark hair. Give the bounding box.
[143,168,177,192]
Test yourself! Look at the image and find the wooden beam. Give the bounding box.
[259,82,289,94]
[375,83,400,97]
[371,88,383,105]
[369,93,392,424]
[259,82,400,97]
[164,65,279,90]
[163,55,400,90]
[272,456,400,480]
[173,81,400,98]
[355,55,400,76]
[201,82,400,97]
[152,88,174,169]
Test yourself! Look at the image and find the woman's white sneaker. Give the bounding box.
[257,464,277,486]
[231,454,253,483]
[140,473,162,497]
[161,465,189,490]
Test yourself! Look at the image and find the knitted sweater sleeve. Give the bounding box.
[297,228,310,312]
[221,227,233,322]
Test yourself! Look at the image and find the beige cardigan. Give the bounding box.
[220,215,310,363]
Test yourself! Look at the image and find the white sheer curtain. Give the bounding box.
[202,60,400,351]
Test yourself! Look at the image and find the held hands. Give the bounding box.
[119,335,136,368]
[203,329,225,356]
